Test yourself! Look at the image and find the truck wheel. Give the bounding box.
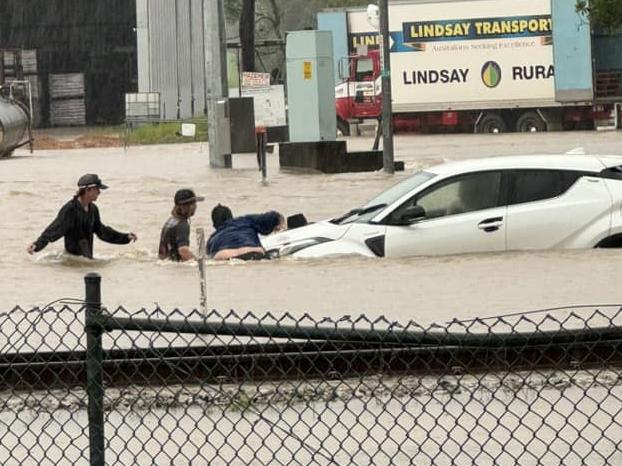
[337,118,351,137]
[516,112,546,132]
[477,113,507,133]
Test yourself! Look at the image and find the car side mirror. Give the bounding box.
[392,205,426,225]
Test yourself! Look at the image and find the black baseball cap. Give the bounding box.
[77,173,108,190]
[174,189,205,205]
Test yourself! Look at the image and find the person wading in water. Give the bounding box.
[27,174,137,259]
[158,189,205,262]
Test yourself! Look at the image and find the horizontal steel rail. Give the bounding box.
[3,338,619,391]
[99,313,622,348]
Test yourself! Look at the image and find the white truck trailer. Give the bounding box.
[317,0,622,134]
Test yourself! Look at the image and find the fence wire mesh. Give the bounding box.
[0,301,621,465]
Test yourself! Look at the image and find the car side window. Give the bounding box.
[400,171,503,220]
[510,170,582,205]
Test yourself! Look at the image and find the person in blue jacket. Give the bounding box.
[207,204,284,260]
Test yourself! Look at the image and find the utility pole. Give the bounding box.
[379,0,394,174]
[205,0,231,168]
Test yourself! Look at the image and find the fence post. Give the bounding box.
[84,273,105,466]
[256,127,268,185]
[196,228,208,316]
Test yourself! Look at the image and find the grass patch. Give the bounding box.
[125,118,208,145]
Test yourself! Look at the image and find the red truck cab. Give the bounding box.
[335,50,382,135]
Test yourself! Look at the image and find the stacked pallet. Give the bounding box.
[1,50,22,81]
[3,49,38,76]
[49,73,86,126]
[1,49,43,127]
[20,50,37,75]
[22,51,41,128]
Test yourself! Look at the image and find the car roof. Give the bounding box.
[426,155,622,176]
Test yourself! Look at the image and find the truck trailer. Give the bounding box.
[317,0,622,134]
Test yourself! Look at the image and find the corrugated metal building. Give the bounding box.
[0,0,137,125]
[136,0,209,121]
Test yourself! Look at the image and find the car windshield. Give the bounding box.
[332,170,436,224]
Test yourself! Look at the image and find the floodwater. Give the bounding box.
[2,131,622,325]
[1,371,621,465]
[3,131,622,466]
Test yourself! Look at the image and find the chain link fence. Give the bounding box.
[0,274,621,465]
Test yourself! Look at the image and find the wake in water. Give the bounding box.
[34,248,159,267]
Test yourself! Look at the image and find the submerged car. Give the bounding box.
[263,155,622,258]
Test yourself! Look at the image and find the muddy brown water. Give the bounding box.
[2,131,622,326]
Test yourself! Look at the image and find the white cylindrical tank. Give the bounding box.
[0,97,29,157]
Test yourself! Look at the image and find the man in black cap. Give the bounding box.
[158,188,205,261]
[27,174,137,259]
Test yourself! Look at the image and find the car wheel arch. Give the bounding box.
[594,233,622,248]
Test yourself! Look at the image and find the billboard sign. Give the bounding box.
[346,0,555,110]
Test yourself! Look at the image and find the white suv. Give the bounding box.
[264,155,622,258]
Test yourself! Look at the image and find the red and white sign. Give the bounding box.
[242,72,271,89]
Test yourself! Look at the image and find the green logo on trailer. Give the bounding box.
[481,61,502,88]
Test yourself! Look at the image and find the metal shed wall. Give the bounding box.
[137,0,207,120]
[0,0,137,125]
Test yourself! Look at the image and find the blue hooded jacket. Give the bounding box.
[207,211,281,257]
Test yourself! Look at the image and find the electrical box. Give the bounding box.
[229,97,256,153]
[285,31,336,143]
[215,99,231,155]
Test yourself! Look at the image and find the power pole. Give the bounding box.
[205,0,231,168]
[379,0,394,174]
[239,0,256,72]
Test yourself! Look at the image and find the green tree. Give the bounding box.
[224,0,378,77]
[576,0,622,32]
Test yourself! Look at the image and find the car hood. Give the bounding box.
[261,220,348,250]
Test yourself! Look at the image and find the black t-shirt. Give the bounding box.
[158,216,190,261]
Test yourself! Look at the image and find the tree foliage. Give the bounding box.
[576,0,622,32]
[222,0,389,76]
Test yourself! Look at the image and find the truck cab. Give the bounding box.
[322,1,622,136]
[335,50,382,135]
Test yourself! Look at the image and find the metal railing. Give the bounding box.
[0,273,620,465]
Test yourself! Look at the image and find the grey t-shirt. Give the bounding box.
[158,216,190,261]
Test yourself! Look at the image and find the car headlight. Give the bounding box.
[278,237,332,256]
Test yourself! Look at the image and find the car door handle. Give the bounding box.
[478,217,503,232]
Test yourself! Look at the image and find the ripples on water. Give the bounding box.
[2,134,622,321]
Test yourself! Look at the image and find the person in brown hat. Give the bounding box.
[158,188,205,261]
[26,174,137,259]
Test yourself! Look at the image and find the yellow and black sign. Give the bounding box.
[349,32,381,51]
[403,14,552,43]
[303,61,313,80]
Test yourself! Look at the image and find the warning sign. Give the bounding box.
[242,72,271,89]
[303,61,313,80]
